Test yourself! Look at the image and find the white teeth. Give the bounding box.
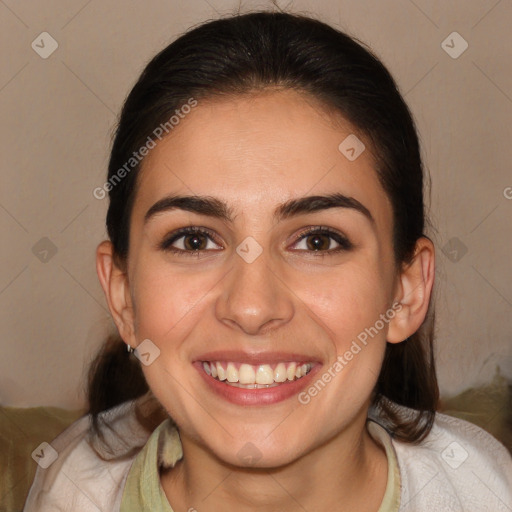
[226,362,238,383]
[203,361,313,385]
[256,364,274,385]
[274,362,287,382]
[216,362,226,381]
[287,363,297,381]
[239,363,256,384]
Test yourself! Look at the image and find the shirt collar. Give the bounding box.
[121,417,401,512]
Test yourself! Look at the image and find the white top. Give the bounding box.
[23,397,512,511]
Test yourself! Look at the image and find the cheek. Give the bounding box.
[296,260,391,349]
[130,256,214,341]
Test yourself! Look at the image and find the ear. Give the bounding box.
[96,240,137,347]
[387,237,435,343]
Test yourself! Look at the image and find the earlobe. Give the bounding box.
[386,237,435,344]
[96,240,136,347]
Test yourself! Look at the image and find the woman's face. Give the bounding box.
[124,89,400,466]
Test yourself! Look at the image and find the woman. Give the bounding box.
[24,10,512,512]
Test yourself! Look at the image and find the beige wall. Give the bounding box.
[1,0,511,409]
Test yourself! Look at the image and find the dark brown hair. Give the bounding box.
[88,10,438,444]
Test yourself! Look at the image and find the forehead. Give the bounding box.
[133,89,392,229]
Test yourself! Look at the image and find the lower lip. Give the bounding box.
[194,362,321,406]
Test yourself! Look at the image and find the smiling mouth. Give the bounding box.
[201,361,313,388]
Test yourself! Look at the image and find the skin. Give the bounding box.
[97,88,435,511]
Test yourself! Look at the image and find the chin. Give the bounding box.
[202,433,308,470]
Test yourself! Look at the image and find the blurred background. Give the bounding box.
[0,0,511,411]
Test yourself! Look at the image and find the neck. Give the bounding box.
[161,411,388,512]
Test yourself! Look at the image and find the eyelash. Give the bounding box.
[159,226,353,256]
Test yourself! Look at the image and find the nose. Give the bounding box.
[215,248,295,336]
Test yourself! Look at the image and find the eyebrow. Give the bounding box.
[144,193,375,226]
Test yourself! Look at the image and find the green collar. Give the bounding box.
[120,418,400,512]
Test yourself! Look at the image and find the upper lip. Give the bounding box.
[194,350,321,365]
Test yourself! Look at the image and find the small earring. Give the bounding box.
[127,344,134,353]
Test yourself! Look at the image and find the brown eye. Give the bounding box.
[292,227,353,253]
[182,233,208,251]
[304,233,332,251]
[160,227,222,254]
